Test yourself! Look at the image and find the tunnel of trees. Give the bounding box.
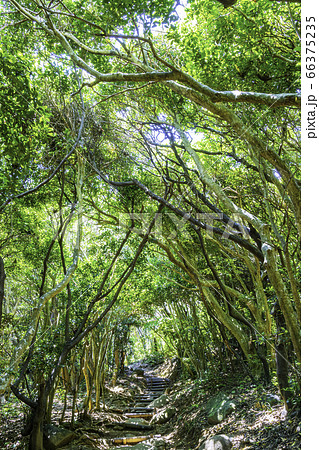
[0,0,301,448]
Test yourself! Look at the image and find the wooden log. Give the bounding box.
[123,422,153,431]
[104,421,153,431]
[126,407,154,412]
[107,408,124,414]
[112,434,161,445]
[125,413,153,419]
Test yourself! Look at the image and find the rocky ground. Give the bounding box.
[0,359,301,449]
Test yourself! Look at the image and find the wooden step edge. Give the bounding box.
[135,400,152,403]
[126,408,155,412]
[135,395,156,399]
[125,408,155,413]
[111,434,162,445]
[145,377,169,381]
[125,413,154,419]
[104,421,153,431]
[146,381,169,384]
[147,387,166,390]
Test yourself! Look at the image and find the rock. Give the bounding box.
[150,406,176,424]
[149,394,169,408]
[206,393,236,425]
[261,393,281,406]
[199,434,232,450]
[146,437,168,449]
[43,424,76,449]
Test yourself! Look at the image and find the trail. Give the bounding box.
[108,366,170,448]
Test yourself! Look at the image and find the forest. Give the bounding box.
[0,0,301,449]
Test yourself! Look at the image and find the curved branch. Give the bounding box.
[88,159,264,260]
[166,82,301,234]
[175,73,300,108]
[8,1,300,109]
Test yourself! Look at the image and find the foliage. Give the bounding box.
[0,0,300,447]
[175,0,300,92]
[0,47,54,202]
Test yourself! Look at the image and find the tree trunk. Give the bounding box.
[112,348,120,387]
[95,332,110,410]
[46,380,58,425]
[0,256,5,328]
[82,349,93,416]
[265,248,301,362]
[272,301,293,410]
[275,342,291,410]
[29,383,46,450]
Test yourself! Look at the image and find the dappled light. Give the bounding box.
[0,0,301,448]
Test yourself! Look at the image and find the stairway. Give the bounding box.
[108,371,170,448]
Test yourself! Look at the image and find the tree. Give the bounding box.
[0,0,300,446]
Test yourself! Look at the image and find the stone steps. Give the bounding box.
[109,370,169,447]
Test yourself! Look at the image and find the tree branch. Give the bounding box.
[0,154,85,395]
[0,108,86,213]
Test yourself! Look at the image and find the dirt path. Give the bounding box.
[0,361,301,449]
